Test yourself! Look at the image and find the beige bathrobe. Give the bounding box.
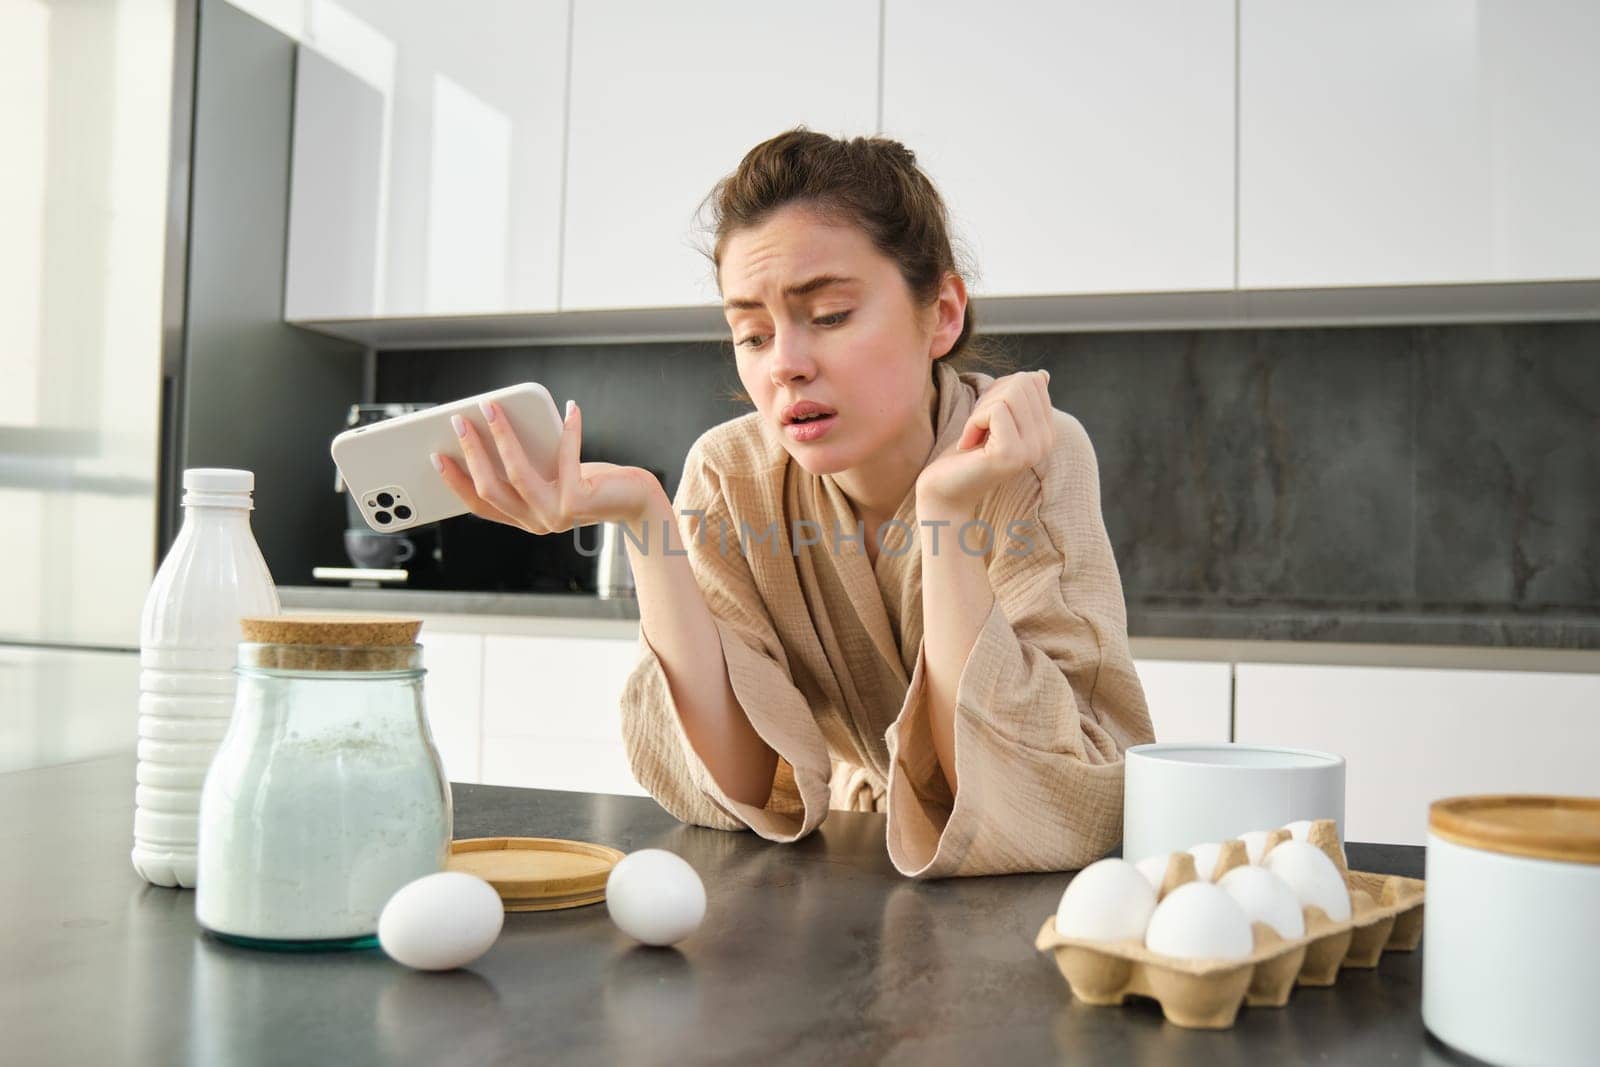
[618,360,1154,878]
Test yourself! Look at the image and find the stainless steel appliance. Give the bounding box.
[595,522,637,599]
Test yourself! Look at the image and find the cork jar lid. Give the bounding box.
[239,614,423,671]
[1430,795,1600,865]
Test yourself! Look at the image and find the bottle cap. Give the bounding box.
[183,468,254,494]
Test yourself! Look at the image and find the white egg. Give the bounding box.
[1144,881,1255,961]
[1282,818,1348,864]
[606,849,706,946]
[378,871,504,971]
[1238,830,1274,865]
[1187,842,1224,881]
[1262,839,1352,922]
[1217,864,1307,939]
[1134,854,1172,892]
[1055,858,1156,942]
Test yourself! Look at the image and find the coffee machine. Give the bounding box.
[320,402,608,593]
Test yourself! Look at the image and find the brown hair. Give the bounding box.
[701,126,1010,382]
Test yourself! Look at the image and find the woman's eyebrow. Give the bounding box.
[723,274,860,310]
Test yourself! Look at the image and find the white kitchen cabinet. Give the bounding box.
[880,0,1235,297]
[482,737,648,799]
[1239,1,1600,288]
[560,0,879,310]
[284,0,569,319]
[480,634,646,795]
[1234,663,1600,847]
[416,630,484,784]
[1132,659,1233,744]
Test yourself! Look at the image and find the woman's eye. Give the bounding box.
[736,313,846,349]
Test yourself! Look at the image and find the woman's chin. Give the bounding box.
[784,442,855,477]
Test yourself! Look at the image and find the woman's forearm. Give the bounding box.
[914,497,996,796]
[625,490,779,808]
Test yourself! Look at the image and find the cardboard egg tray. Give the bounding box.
[1034,820,1425,1029]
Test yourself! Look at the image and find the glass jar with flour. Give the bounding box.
[195,615,451,949]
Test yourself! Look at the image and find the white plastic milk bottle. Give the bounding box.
[133,468,280,887]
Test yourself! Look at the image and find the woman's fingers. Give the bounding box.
[483,399,566,534]
[999,370,1053,467]
[1027,371,1053,456]
[434,452,520,525]
[984,399,1025,464]
[957,400,992,450]
[558,401,588,522]
[431,400,657,532]
[452,413,537,525]
[480,400,556,516]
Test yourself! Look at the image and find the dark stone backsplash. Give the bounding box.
[378,321,1600,647]
[1006,324,1600,616]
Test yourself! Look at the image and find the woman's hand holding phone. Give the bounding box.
[434,399,664,534]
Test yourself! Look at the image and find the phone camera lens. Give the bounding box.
[376,492,395,508]
[375,510,392,525]
[394,505,412,520]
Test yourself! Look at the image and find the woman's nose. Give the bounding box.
[768,330,816,384]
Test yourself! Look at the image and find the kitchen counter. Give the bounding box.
[279,585,1600,653]
[5,755,1477,1065]
[279,585,1600,672]
[282,585,641,621]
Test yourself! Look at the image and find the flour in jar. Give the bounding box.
[196,715,450,942]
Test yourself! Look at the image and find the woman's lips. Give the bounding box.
[785,414,837,442]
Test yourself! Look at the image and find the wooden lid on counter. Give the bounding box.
[1429,795,1600,865]
[447,837,625,911]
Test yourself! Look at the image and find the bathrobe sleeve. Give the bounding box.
[884,412,1156,878]
[618,440,835,844]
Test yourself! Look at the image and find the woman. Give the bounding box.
[436,128,1153,878]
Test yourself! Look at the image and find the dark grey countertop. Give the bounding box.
[280,585,1600,650]
[4,755,1480,1066]
[1128,602,1600,650]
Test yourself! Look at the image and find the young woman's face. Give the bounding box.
[719,205,950,476]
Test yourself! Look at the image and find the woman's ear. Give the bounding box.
[928,272,968,361]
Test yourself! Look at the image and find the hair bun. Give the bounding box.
[861,136,916,168]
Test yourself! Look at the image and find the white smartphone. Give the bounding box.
[330,382,564,533]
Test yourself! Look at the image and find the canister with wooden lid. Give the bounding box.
[1422,795,1600,1067]
[195,615,451,949]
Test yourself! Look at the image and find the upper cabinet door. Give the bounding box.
[1240,1,1600,289]
[560,0,880,311]
[284,0,569,319]
[880,0,1235,297]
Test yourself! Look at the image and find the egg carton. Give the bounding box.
[1034,820,1425,1029]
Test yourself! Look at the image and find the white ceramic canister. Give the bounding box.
[1122,743,1346,863]
[1422,795,1600,1067]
